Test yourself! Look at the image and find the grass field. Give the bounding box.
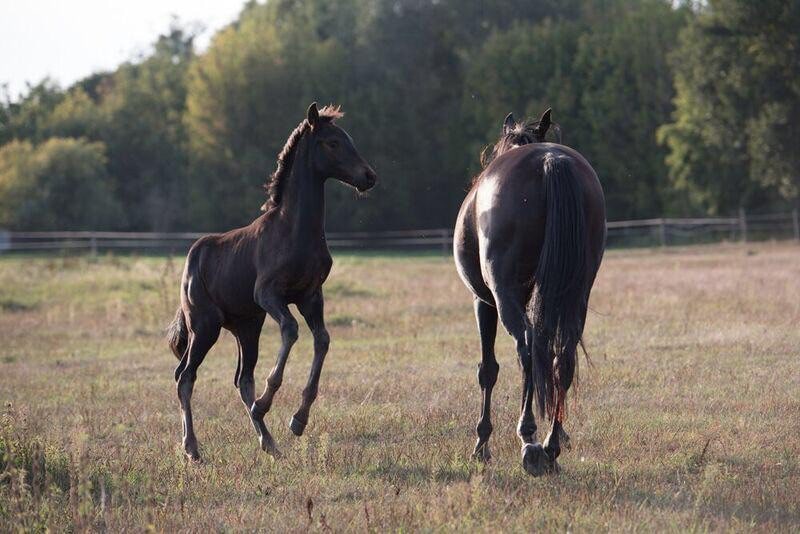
[1,243,799,531]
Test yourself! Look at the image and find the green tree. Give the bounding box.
[44,88,106,140]
[98,25,195,230]
[573,0,689,217]
[0,24,195,231]
[465,0,687,219]
[185,0,385,231]
[1,79,65,144]
[658,0,800,214]
[0,138,121,230]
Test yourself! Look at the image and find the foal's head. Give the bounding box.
[306,103,377,193]
[480,108,559,168]
[263,103,377,211]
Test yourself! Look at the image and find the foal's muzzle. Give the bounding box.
[356,168,378,192]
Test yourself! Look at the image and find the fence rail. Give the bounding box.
[1,210,798,254]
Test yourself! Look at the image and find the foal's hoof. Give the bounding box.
[260,434,281,458]
[472,442,492,462]
[289,415,307,437]
[521,443,558,476]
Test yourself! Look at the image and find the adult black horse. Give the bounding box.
[453,110,606,475]
[167,103,377,461]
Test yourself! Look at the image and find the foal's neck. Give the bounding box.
[278,135,326,242]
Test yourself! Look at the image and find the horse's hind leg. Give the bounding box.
[472,297,499,461]
[543,306,584,462]
[233,316,279,456]
[542,366,572,465]
[540,359,568,464]
[541,343,574,463]
[493,287,552,476]
[176,316,221,461]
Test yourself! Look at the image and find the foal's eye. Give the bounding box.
[327,140,339,149]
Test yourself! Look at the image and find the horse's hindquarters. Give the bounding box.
[454,189,495,304]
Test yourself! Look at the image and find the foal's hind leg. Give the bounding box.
[176,317,221,461]
[472,297,499,462]
[233,316,279,456]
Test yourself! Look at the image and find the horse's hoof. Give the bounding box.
[522,443,551,476]
[559,427,572,451]
[183,441,201,463]
[542,434,561,461]
[472,442,492,462]
[289,415,307,436]
[548,459,561,474]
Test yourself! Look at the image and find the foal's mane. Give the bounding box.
[262,105,345,212]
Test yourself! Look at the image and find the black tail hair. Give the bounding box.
[167,307,188,361]
[530,153,588,420]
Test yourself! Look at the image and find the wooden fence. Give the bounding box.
[1,210,798,254]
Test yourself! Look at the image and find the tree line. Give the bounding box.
[1,0,797,232]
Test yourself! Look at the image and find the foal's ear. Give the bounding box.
[533,108,552,142]
[503,112,515,135]
[307,102,320,127]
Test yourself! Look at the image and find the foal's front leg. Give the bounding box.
[291,289,330,436]
[251,291,299,451]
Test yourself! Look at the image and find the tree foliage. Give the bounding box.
[0,138,121,230]
[0,0,796,231]
[658,0,800,213]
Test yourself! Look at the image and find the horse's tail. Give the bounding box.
[167,307,189,361]
[529,152,588,421]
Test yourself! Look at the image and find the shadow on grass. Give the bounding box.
[0,299,37,312]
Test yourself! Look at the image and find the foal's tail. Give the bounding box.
[530,152,588,421]
[167,307,189,361]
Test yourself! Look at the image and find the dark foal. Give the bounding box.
[454,109,606,475]
[167,103,377,461]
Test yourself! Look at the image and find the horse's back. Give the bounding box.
[480,143,605,266]
[454,143,605,303]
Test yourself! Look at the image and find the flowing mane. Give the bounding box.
[262,105,345,211]
[479,118,562,169]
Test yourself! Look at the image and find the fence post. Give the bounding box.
[739,207,747,243]
[658,218,667,247]
[793,208,799,242]
[90,236,98,256]
[0,230,9,254]
[441,228,449,257]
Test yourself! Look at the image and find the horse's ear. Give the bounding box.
[503,112,515,135]
[533,108,552,141]
[307,102,320,127]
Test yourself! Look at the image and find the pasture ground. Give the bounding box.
[0,243,798,531]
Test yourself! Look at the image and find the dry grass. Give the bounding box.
[0,243,798,532]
